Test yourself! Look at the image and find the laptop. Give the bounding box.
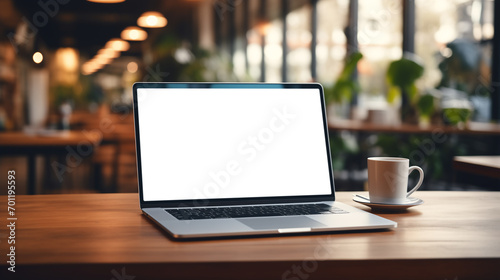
[133,82,396,239]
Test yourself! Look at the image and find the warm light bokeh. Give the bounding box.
[121,26,148,41]
[105,38,130,52]
[32,52,43,64]
[137,12,168,28]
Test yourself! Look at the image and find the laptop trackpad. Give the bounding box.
[237,216,327,230]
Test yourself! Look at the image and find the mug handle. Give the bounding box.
[407,166,424,197]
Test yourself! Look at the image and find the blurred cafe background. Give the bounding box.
[0,0,499,195]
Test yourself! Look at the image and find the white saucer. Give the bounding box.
[352,195,423,211]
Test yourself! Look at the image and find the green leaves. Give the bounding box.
[386,55,424,104]
[417,94,434,117]
[387,57,424,89]
[443,108,472,125]
[386,86,400,104]
[338,52,363,81]
[325,52,363,104]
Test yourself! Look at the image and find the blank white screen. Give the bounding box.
[137,87,332,201]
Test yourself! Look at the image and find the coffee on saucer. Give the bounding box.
[367,157,424,204]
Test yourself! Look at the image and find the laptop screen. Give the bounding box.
[135,84,333,202]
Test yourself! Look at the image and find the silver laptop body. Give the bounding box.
[133,83,396,239]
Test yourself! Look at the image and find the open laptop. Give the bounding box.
[133,82,396,239]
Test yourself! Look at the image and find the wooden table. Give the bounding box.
[1,192,499,279]
[0,131,102,194]
[453,156,500,179]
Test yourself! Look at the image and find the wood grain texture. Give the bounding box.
[1,192,499,280]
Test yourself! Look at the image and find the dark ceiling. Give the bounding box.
[12,0,198,56]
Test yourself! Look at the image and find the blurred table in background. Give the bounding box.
[327,119,500,191]
[328,119,500,135]
[76,111,137,193]
[0,131,101,194]
[1,109,139,194]
[453,156,500,180]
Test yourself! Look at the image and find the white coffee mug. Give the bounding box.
[367,157,424,204]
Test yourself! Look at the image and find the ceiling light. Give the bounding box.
[89,59,105,69]
[57,48,79,71]
[82,63,98,75]
[82,63,96,71]
[33,52,43,64]
[82,60,104,75]
[98,48,119,59]
[87,0,126,3]
[121,26,148,41]
[94,54,112,65]
[105,38,130,52]
[137,11,167,28]
[82,69,93,75]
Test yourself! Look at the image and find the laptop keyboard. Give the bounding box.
[165,203,348,220]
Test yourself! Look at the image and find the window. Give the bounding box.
[246,0,262,81]
[358,0,403,96]
[416,0,494,121]
[415,0,494,89]
[286,3,313,82]
[316,0,349,84]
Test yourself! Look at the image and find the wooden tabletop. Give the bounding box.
[328,119,500,135]
[1,192,499,280]
[453,156,500,179]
